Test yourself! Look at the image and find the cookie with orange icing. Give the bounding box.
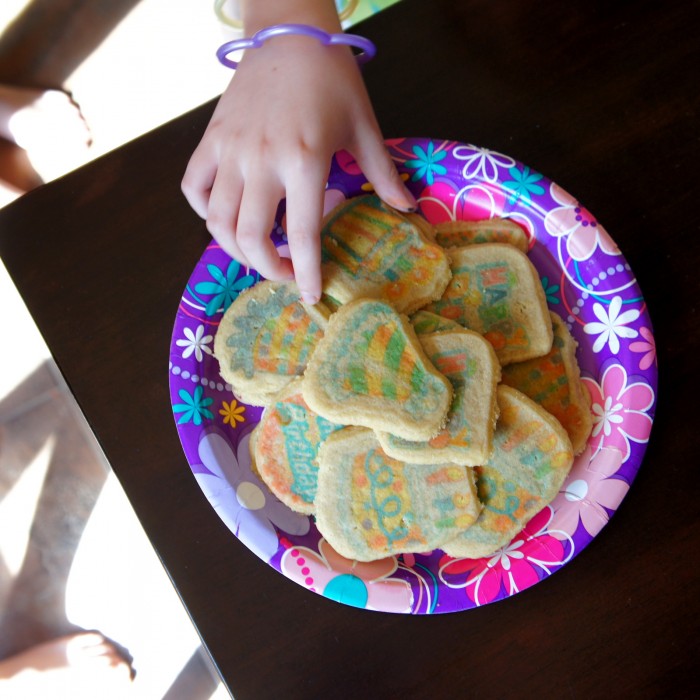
[442,385,574,559]
[252,379,344,514]
[376,329,500,466]
[434,217,529,252]
[500,312,592,454]
[424,243,553,365]
[214,280,331,406]
[320,194,451,313]
[315,427,481,562]
[302,299,452,441]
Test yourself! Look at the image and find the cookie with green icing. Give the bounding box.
[315,427,481,562]
[252,379,344,514]
[320,194,451,314]
[442,385,574,559]
[434,217,529,252]
[500,312,592,454]
[410,310,464,336]
[424,243,553,365]
[376,329,501,466]
[302,299,452,441]
[214,280,331,406]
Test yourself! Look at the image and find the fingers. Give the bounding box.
[235,176,294,281]
[350,122,417,213]
[181,142,218,220]
[284,160,329,304]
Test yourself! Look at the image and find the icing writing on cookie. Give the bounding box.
[228,289,324,378]
[351,448,473,553]
[428,260,530,353]
[276,399,338,503]
[475,469,542,532]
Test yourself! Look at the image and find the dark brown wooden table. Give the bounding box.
[1,1,698,697]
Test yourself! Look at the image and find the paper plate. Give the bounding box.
[169,138,657,614]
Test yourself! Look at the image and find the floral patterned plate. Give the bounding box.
[169,138,657,614]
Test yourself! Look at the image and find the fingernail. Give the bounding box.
[387,192,418,213]
[301,290,320,305]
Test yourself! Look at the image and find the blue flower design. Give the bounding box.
[172,385,214,425]
[405,142,447,185]
[541,275,560,305]
[502,165,545,204]
[194,260,257,316]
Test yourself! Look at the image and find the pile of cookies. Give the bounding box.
[214,195,592,562]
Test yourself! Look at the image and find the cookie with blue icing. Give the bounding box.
[302,299,452,441]
[214,280,331,406]
[252,379,344,514]
[442,385,574,559]
[424,243,553,365]
[315,427,481,562]
[376,329,501,466]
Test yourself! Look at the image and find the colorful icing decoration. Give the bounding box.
[376,330,501,466]
[425,243,552,365]
[442,385,574,559]
[434,218,529,252]
[320,194,451,313]
[410,310,463,335]
[253,379,344,514]
[315,427,481,561]
[500,312,592,454]
[214,280,331,406]
[302,299,452,441]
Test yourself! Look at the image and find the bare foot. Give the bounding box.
[0,84,91,152]
[0,631,134,699]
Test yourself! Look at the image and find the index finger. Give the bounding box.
[284,166,328,305]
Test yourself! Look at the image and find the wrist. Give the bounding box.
[241,0,342,35]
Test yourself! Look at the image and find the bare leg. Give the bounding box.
[0,631,134,699]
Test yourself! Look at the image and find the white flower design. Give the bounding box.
[453,145,515,183]
[176,324,213,362]
[583,296,639,353]
[591,395,624,438]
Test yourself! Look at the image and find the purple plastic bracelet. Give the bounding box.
[216,23,377,69]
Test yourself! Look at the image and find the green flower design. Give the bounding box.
[172,386,214,425]
[405,142,447,185]
[194,260,257,316]
[503,165,545,204]
[541,275,560,305]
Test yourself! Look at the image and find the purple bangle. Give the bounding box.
[216,23,377,69]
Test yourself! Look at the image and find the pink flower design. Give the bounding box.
[582,364,654,462]
[438,507,573,606]
[544,183,619,261]
[280,537,413,613]
[550,445,628,539]
[629,326,657,370]
[417,181,507,225]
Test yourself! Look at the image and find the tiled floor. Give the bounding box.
[0,1,234,697]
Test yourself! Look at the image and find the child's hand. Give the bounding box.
[181,34,415,304]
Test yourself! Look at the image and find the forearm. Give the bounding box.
[240,0,342,34]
